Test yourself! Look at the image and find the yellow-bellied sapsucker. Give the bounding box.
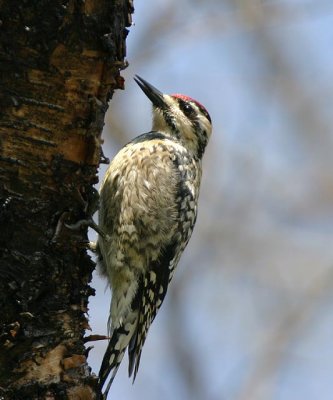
[96,76,212,398]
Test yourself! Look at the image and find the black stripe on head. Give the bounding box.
[196,102,211,124]
[175,97,209,159]
[173,94,211,124]
[162,108,181,139]
[191,120,208,159]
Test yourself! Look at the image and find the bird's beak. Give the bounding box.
[134,75,166,109]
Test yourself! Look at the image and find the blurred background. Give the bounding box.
[87,1,333,399]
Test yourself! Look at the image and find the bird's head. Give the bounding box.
[134,75,212,158]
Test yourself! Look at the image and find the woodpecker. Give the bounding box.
[96,75,212,398]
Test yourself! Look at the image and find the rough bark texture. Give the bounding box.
[0,1,133,398]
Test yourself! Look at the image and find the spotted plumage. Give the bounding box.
[96,76,212,398]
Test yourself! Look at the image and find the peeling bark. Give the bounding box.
[0,0,134,398]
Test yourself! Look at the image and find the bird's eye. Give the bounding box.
[184,104,192,113]
[181,102,195,118]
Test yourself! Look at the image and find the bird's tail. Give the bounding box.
[98,317,137,399]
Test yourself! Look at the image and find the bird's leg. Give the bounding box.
[65,217,110,242]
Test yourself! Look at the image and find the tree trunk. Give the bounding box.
[0,1,133,398]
